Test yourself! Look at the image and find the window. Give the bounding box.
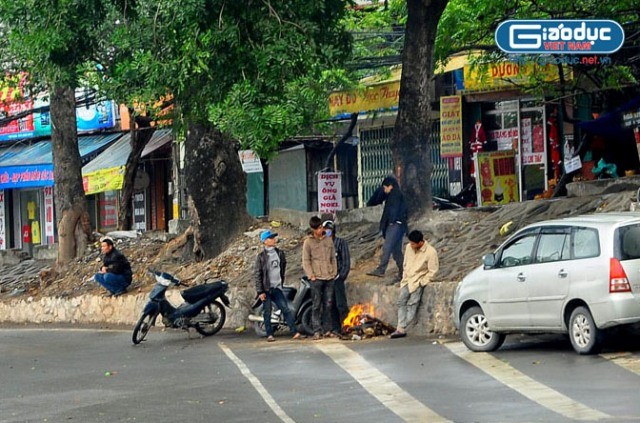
[535,232,570,263]
[616,224,640,260]
[572,227,599,259]
[499,233,537,267]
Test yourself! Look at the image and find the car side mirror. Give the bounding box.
[483,253,496,269]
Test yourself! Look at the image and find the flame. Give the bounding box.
[342,303,375,329]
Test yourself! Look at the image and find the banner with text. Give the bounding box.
[440,95,463,157]
[0,190,5,250]
[476,151,519,206]
[328,81,400,117]
[43,186,55,244]
[318,172,342,214]
[83,167,125,195]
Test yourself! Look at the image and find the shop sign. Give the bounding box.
[318,172,342,214]
[475,151,519,206]
[521,118,545,165]
[496,20,625,55]
[440,95,463,158]
[489,127,519,151]
[463,62,559,92]
[238,149,263,173]
[43,186,55,244]
[329,80,400,117]
[622,108,640,128]
[0,190,5,250]
[0,165,54,189]
[100,191,118,228]
[132,191,146,232]
[82,166,125,195]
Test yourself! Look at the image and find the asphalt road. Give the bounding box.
[1,326,639,423]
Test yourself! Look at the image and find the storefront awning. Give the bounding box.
[82,128,172,195]
[580,97,640,138]
[0,133,122,189]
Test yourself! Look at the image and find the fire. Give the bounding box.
[342,303,375,330]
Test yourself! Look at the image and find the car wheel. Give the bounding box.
[568,306,603,355]
[460,306,505,352]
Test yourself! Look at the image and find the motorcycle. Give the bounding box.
[132,269,230,344]
[248,277,314,337]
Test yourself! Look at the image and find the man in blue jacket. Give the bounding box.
[367,176,407,281]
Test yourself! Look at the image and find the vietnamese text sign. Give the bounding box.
[476,151,519,206]
[238,150,263,173]
[318,172,342,213]
[133,191,147,231]
[0,165,54,189]
[440,95,463,157]
[83,166,125,195]
[329,81,400,117]
[489,127,519,151]
[0,190,5,250]
[43,186,55,244]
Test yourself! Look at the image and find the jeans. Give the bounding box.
[263,287,298,337]
[331,277,349,333]
[94,272,130,295]
[397,285,424,331]
[376,223,405,274]
[310,279,334,334]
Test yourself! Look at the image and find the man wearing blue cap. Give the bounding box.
[254,230,305,342]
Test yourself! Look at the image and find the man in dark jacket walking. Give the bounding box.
[94,236,132,296]
[367,176,407,280]
[254,230,304,342]
[322,219,351,335]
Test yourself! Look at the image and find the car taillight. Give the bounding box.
[610,258,632,293]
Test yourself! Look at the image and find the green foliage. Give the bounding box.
[100,0,351,158]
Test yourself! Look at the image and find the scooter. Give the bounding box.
[248,277,313,337]
[132,269,230,344]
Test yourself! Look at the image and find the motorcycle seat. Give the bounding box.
[181,281,226,304]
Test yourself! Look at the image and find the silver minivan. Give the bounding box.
[453,212,640,354]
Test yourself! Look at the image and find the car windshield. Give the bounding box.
[615,224,640,260]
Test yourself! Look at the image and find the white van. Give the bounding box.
[453,212,640,354]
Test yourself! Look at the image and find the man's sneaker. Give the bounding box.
[267,335,276,342]
[292,332,306,340]
[389,331,406,339]
[366,269,385,277]
[312,332,323,340]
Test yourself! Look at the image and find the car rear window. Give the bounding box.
[615,224,640,260]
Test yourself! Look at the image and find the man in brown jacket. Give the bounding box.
[389,230,439,339]
[302,216,338,340]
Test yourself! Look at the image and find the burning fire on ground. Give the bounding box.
[341,303,395,340]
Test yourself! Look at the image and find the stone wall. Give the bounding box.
[0,280,460,336]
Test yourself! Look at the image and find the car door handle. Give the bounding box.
[517,273,526,282]
[558,269,568,278]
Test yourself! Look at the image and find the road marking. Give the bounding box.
[316,342,451,423]
[600,352,640,376]
[446,342,611,421]
[218,343,295,423]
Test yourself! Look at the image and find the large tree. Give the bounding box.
[0,1,110,264]
[102,0,351,259]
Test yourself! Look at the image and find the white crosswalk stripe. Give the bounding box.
[600,352,640,376]
[316,342,451,423]
[445,342,612,421]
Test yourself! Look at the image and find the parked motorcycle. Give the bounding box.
[248,277,313,337]
[132,269,230,344]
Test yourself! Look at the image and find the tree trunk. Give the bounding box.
[50,86,91,264]
[184,123,253,260]
[391,0,448,216]
[117,115,156,230]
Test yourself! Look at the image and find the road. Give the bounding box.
[1,326,639,423]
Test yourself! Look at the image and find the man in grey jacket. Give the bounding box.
[254,230,304,342]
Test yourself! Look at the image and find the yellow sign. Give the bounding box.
[463,62,560,92]
[476,151,519,206]
[440,95,463,157]
[83,167,125,195]
[328,81,400,116]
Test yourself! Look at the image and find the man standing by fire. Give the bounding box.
[389,230,439,339]
[321,216,351,337]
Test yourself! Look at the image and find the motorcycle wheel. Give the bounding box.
[194,301,226,336]
[299,304,314,336]
[132,311,155,345]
